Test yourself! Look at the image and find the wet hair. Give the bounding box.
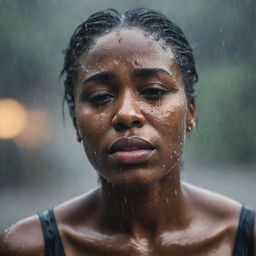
[61,8,198,127]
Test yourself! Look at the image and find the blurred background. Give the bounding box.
[0,0,255,232]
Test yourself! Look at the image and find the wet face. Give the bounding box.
[74,28,195,187]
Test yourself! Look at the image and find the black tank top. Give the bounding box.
[38,205,255,256]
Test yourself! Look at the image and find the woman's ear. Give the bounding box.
[186,98,196,133]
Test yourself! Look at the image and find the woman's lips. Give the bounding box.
[110,149,155,164]
[108,137,155,165]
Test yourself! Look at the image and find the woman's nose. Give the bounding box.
[111,93,145,131]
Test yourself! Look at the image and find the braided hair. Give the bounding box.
[61,8,198,127]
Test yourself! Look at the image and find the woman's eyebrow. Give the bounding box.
[133,68,173,78]
[82,71,114,84]
[82,68,173,86]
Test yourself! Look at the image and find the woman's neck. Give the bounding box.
[99,164,192,238]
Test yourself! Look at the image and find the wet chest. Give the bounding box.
[62,230,234,256]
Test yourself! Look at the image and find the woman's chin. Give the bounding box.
[99,167,168,188]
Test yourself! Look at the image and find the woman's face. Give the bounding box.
[74,28,195,187]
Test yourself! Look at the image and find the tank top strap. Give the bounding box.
[232,205,255,256]
[38,208,65,256]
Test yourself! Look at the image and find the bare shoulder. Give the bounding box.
[183,182,242,226]
[0,214,44,256]
[54,187,101,228]
[46,187,101,254]
[0,188,100,256]
[185,183,256,256]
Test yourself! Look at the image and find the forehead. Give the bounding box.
[80,28,177,73]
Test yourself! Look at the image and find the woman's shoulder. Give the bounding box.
[183,183,244,251]
[53,187,100,224]
[0,187,100,256]
[184,182,242,221]
[0,214,44,256]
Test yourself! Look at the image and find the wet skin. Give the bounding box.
[75,28,194,187]
[0,28,254,256]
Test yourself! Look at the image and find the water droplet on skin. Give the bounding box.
[134,60,142,66]
[174,190,177,196]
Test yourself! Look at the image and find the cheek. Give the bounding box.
[158,106,186,148]
[77,107,107,138]
[159,107,187,167]
[76,108,109,159]
[143,96,187,161]
[144,94,187,136]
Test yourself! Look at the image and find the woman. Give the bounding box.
[0,8,255,256]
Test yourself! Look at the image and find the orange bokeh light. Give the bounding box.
[14,110,53,149]
[0,98,27,139]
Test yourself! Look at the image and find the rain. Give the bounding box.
[0,0,256,234]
